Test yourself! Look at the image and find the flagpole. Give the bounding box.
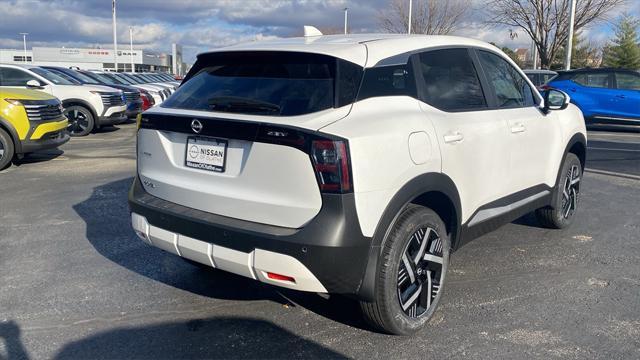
[112,0,118,72]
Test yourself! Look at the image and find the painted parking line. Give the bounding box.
[587,132,640,139]
[585,168,640,181]
[587,147,640,153]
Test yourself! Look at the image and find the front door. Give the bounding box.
[474,50,561,191]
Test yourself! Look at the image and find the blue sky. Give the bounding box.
[0,0,637,63]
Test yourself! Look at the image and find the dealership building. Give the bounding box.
[0,44,186,75]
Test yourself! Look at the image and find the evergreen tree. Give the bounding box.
[603,14,640,69]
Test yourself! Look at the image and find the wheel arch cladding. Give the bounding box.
[357,172,461,301]
[552,132,587,206]
[568,136,586,171]
[0,116,21,153]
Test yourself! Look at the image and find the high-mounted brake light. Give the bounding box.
[311,140,351,193]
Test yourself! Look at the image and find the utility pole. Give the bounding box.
[112,0,118,72]
[129,26,135,73]
[408,0,412,34]
[344,8,348,34]
[19,33,28,63]
[564,0,576,70]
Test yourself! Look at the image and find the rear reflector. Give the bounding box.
[266,272,296,283]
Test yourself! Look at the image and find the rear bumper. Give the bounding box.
[128,176,372,295]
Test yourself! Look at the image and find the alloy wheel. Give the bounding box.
[65,109,90,135]
[0,140,4,159]
[397,226,444,318]
[561,164,580,219]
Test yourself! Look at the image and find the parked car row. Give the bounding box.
[524,67,640,126]
[0,63,179,169]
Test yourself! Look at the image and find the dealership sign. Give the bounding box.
[32,47,144,63]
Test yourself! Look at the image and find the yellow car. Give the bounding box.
[0,88,69,170]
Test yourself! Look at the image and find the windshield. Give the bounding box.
[114,73,140,84]
[84,72,118,85]
[30,67,76,85]
[162,51,362,116]
[44,69,82,85]
[66,70,101,85]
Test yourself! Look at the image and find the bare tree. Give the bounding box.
[486,0,625,69]
[379,0,471,35]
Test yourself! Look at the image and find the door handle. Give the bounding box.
[443,132,464,143]
[511,123,526,133]
[569,88,577,92]
[616,94,626,99]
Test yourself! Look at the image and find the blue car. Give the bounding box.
[546,68,640,126]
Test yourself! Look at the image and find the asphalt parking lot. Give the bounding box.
[1,122,639,359]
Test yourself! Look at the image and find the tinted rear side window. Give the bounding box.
[163,52,363,116]
[357,62,416,101]
[416,48,487,111]
[615,72,640,90]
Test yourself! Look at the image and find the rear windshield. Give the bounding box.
[162,51,363,116]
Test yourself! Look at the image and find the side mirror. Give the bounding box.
[542,89,570,114]
[26,79,43,89]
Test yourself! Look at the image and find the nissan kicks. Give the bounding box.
[129,34,587,335]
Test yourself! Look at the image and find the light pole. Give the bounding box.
[19,33,28,63]
[343,8,348,34]
[408,0,412,34]
[129,26,135,73]
[112,0,118,72]
[564,0,576,70]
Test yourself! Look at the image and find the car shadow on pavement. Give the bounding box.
[93,125,121,134]
[53,317,347,359]
[72,177,369,332]
[0,320,29,360]
[13,149,63,166]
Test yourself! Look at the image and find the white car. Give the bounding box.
[128,34,587,335]
[0,64,127,136]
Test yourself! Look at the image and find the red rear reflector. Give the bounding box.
[266,272,296,283]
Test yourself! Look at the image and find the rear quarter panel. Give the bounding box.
[320,96,442,237]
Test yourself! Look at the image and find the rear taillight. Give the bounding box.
[311,140,351,193]
[539,85,552,91]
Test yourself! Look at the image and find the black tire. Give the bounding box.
[360,204,450,335]
[64,105,95,136]
[536,153,582,229]
[0,128,15,170]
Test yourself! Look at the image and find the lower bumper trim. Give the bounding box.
[19,131,70,154]
[132,212,328,293]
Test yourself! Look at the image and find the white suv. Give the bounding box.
[0,64,127,136]
[129,34,587,335]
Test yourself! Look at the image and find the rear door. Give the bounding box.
[415,48,511,223]
[613,71,640,120]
